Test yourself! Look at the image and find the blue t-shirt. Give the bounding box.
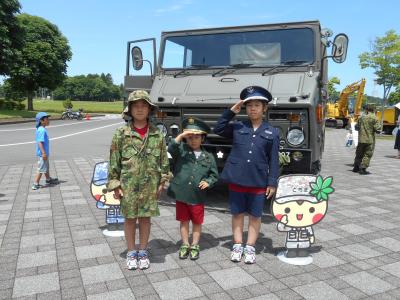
[36,126,49,157]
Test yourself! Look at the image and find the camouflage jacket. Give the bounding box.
[107,123,171,217]
[357,113,381,144]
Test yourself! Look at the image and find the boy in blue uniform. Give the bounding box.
[32,112,58,190]
[214,86,279,264]
[168,117,218,260]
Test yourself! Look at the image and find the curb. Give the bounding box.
[0,114,105,126]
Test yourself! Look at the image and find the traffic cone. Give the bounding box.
[85,113,91,120]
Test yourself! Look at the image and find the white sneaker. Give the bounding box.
[138,250,150,270]
[126,250,138,270]
[231,243,243,262]
[243,245,256,264]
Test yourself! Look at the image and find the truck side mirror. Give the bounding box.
[131,46,144,70]
[331,34,348,63]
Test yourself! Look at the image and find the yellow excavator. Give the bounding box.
[325,78,366,128]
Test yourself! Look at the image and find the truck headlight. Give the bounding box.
[156,123,168,136]
[287,128,304,146]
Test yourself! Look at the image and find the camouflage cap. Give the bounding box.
[127,90,157,108]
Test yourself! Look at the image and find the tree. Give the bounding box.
[359,30,400,128]
[388,87,400,105]
[7,14,72,110]
[327,76,340,102]
[0,0,22,75]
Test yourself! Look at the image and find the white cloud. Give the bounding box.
[154,0,194,16]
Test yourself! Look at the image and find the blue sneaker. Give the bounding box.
[138,250,150,270]
[126,250,138,270]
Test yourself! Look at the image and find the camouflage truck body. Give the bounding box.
[124,20,348,174]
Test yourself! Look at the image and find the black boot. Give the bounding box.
[359,168,370,175]
[352,165,360,172]
[286,249,297,258]
[297,249,309,257]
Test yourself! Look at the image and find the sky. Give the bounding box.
[18,0,399,97]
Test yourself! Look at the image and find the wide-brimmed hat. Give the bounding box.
[127,90,157,109]
[35,112,50,128]
[182,117,210,135]
[240,86,272,103]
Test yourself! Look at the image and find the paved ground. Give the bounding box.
[1,126,400,299]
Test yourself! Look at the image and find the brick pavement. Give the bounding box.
[1,130,399,299]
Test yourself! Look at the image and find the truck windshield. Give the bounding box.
[162,28,315,69]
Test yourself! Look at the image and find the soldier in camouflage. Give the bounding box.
[107,90,171,270]
[353,105,381,175]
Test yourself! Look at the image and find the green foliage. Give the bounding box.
[309,176,334,201]
[0,79,25,110]
[53,74,122,101]
[62,99,73,109]
[388,87,400,105]
[6,13,72,110]
[328,76,340,102]
[0,0,22,75]
[359,30,400,102]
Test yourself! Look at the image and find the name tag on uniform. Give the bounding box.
[264,130,272,134]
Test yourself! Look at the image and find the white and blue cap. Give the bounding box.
[35,112,50,128]
[275,175,318,204]
[240,86,272,104]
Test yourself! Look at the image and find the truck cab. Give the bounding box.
[124,20,348,174]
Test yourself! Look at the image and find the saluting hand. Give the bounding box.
[198,181,209,190]
[175,131,194,143]
[230,100,244,114]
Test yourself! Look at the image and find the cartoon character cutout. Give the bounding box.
[91,161,124,224]
[272,175,334,259]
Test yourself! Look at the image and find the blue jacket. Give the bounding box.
[214,109,279,188]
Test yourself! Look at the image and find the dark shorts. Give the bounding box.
[176,201,204,224]
[229,189,266,218]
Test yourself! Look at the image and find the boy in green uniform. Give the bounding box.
[167,117,218,260]
[107,90,171,270]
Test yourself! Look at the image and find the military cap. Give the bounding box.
[275,175,319,204]
[240,86,272,103]
[127,90,157,109]
[182,117,211,135]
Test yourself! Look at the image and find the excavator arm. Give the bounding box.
[337,78,366,119]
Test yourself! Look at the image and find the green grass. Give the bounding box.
[22,99,124,113]
[0,99,123,120]
[0,110,38,119]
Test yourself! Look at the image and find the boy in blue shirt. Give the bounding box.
[32,112,58,190]
[214,86,279,264]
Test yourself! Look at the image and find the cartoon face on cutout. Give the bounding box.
[273,175,334,228]
[91,162,120,206]
[272,199,328,227]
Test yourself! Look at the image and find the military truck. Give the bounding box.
[124,20,348,174]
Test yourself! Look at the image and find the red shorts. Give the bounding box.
[176,201,204,225]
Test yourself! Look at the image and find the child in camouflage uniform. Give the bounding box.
[167,117,218,260]
[107,90,171,270]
